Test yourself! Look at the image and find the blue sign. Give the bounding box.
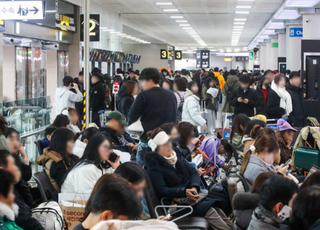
[289,28,303,37]
[224,132,231,140]
[267,124,278,130]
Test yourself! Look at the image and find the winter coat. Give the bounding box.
[229,87,258,117]
[276,131,292,165]
[73,78,85,122]
[142,150,217,217]
[54,87,83,115]
[61,162,115,194]
[248,206,289,230]
[243,154,276,186]
[117,88,134,118]
[201,86,220,111]
[90,81,106,112]
[256,86,269,115]
[285,83,306,127]
[0,202,23,230]
[214,72,226,90]
[36,148,78,192]
[182,89,206,127]
[266,89,286,119]
[73,140,87,158]
[11,154,32,182]
[233,192,260,230]
[0,135,9,151]
[100,126,133,154]
[222,75,240,113]
[242,135,254,155]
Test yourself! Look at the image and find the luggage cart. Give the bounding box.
[217,114,233,140]
[266,118,280,130]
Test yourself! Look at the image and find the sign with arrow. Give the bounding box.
[0,1,44,20]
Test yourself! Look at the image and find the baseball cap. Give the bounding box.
[107,111,127,127]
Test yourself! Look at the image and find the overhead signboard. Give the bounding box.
[235,56,249,62]
[80,14,100,42]
[0,20,4,32]
[175,50,182,60]
[160,49,168,59]
[201,50,210,68]
[55,14,76,32]
[0,1,44,20]
[289,28,303,37]
[249,51,254,61]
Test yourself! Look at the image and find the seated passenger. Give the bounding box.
[62,108,81,134]
[36,128,79,192]
[248,176,298,230]
[241,119,266,154]
[289,186,320,230]
[61,134,120,193]
[73,127,99,158]
[41,126,56,149]
[0,169,23,230]
[100,111,136,153]
[233,172,278,230]
[142,128,234,230]
[74,174,142,230]
[275,119,297,164]
[177,122,198,160]
[240,133,288,186]
[230,114,250,153]
[51,114,70,128]
[5,128,32,182]
[0,150,44,230]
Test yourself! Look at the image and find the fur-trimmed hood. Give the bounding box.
[0,202,19,221]
[233,192,260,210]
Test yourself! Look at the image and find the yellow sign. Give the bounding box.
[175,50,182,60]
[224,58,233,62]
[161,49,168,59]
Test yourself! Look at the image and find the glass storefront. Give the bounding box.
[57,51,70,86]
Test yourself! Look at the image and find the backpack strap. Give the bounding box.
[175,92,184,103]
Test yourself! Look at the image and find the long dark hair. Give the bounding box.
[230,114,250,142]
[115,162,146,185]
[49,128,77,166]
[178,122,196,148]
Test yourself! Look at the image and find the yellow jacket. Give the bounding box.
[214,72,225,91]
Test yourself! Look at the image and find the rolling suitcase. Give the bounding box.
[294,140,320,170]
[198,99,209,134]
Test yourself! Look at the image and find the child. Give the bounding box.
[62,108,81,134]
[41,126,56,149]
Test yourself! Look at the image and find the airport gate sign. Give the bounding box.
[0,1,44,20]
[289,28,303,37]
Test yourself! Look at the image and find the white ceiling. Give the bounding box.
[94,0,285,50]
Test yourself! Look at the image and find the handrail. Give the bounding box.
[20,125,50,138]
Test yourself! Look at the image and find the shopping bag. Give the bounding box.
[59,193,91,230]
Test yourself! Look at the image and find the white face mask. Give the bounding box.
[264,153,274,165]
[278,205,292,221]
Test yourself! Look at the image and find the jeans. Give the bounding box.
[137,141,149,165]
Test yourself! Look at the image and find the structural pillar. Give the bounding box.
[265,39,272,69]
[84,0,90,126]
[0,32,3,107]
[276,29,287,58]
[286,22,302,71]
[259,43,267,70]
[270,35,278,70]
[302,13,320,39]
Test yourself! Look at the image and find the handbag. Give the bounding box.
[172,192,208,206]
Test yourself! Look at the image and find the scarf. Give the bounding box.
[253,205,283,228]
[163,151,178,167]
[271,81,293,115]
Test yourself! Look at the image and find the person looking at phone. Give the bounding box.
[54,76,83,115]
[142,127,234,230]
[61,134,120,194]
[229,74,258,117]
[275,119,297,164]
[5,128,32,182]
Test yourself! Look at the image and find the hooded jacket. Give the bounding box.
[201,86,220,111]
[285,82,306,127]
[182,89,206,127]
[222,75,240,113]
[90,81,106,112]
[0,202,22,230]
[233,193,260,230]
[54,87,83,115]
[214,72,226,91]
[141,150,216,217]
[116,86,134,118]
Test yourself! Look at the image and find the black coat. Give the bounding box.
[116,88,134,118]
[142,150,216,217]
[266,89,285,119]
[14,181,45,230]
[255,87,269,115]
[229,87,258,117]
[90,81,106,112]
[286,83,306,127]
[100,126,133,154]
[12,153,32,182]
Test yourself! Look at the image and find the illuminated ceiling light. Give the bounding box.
[103,29,114,32]
[285,0,320,7]
[110,31,121,34]
[179,24,190,26]
[234,26,244,28]
[183,27,193,30]
[234,22,245,25]
[273,9,300,20]
[176,20,187,22]
[233,28,243,31]
[163,9,178,12]
[170,16,183,18]
[45,10,57,13]
[238,0,254,1]
[235,11,249,14]
[234,18,247,21]
[156,2,173,5]
[236,5,252,8]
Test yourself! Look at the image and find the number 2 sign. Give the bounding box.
[80,14,100,42]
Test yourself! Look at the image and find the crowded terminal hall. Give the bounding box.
[1,0,320,230]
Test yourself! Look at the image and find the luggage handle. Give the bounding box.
[305,140,317,148]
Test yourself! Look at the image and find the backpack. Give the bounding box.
[32,201,67,230]
[226,82,237,103]
[175,92,184,120]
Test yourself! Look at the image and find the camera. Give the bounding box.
[306,19,310,23]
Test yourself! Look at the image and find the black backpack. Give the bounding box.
[226,82,237,102]
[175,92,184,120]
